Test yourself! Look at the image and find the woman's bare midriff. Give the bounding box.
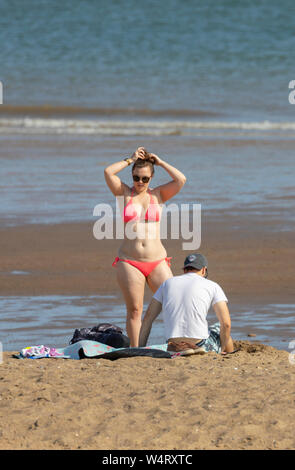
[118,221,167,261]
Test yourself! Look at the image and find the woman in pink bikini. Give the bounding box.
[104,147,186,346]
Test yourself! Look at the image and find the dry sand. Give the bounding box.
[1,341,295,450]
[1,213,295,450]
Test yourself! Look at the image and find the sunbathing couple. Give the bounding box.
[104,147,234,354]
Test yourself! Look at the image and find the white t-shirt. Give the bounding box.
[153,272,228,340]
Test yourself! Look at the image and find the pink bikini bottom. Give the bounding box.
[112,256,172,278]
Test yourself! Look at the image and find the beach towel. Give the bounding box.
[13,323,222,360]
[14,341,171,360]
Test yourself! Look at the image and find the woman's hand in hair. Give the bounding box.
[149,153,162,166]
[131,147,146,161]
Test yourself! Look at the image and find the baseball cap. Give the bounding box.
[183,253,208,270]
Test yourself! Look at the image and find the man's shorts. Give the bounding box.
[196,322,221,353]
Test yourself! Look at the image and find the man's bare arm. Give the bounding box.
[213,301,234,353]
[139,298,162,347]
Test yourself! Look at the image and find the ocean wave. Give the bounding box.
[0,117,295,136]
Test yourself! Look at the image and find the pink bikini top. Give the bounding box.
[123,188,161,223]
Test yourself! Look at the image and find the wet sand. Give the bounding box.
[0,212,294,304]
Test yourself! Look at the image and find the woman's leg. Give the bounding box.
[146,259,173,294]
[116,260,146,347]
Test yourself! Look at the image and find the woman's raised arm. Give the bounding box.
[104,147,146,196]
[150,153,186,202]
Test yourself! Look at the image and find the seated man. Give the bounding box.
[139,253,234,354]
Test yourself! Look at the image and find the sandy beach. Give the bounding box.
[1,0,295,453]
[1,213,295,450]
[1,341,295,450]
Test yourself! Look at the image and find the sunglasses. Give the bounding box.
[132,175,151,183]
